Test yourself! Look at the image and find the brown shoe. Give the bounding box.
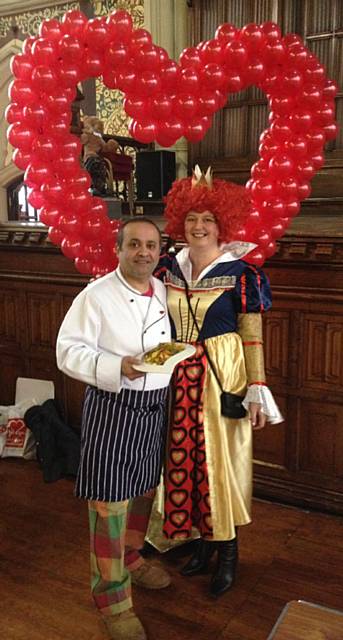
[131,561,171,589]
[102,609,147,640]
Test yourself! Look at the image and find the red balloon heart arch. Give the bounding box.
[6,9,339,275]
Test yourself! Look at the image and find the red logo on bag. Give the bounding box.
[6,419,26,448]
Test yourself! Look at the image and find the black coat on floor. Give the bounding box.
[24,399,80,483]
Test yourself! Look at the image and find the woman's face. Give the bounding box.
[184,210,220,249]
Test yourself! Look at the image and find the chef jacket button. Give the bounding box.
[161,331,165,335]
[159,310,164,314]
[130,299,134,302]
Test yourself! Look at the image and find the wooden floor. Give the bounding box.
[1,458,343,640]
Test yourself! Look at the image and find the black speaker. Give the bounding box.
[136,150,176,200]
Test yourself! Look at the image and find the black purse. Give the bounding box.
[181,275,247,420]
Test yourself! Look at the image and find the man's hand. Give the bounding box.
[121,356,145,380]
[249,402,266,431]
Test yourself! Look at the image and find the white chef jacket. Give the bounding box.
[56,267,172,393]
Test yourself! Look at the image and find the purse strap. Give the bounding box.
[181,274,224,393]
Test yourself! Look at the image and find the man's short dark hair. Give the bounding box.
[116,217,162,249]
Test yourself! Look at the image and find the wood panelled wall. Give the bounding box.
[188,0,343,212]
[0,220,342,516]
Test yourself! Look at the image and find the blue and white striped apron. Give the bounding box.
[75,385,169,502]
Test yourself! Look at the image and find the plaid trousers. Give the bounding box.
[88,489,155,615]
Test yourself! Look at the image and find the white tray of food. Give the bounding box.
[133,342,196,373]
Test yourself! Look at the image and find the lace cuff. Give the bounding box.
[242,384,283,424]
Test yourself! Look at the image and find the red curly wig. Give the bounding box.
[164,176,251,242]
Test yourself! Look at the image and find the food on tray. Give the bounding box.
[143,342,185,365]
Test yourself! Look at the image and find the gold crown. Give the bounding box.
[191,165,213,189]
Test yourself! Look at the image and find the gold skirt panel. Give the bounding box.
[203,332,252,540]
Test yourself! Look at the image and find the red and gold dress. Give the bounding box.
[158,246,281,542]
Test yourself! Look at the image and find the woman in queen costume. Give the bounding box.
[154,166,282,597]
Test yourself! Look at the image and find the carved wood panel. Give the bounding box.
[263,311,290,384]
[301,314,343,391]
[299,400,343,478]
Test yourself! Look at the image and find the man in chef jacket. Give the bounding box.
[57,217,172,640]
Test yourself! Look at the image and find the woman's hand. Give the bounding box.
[249,402,266,430]
[121,356,145,380]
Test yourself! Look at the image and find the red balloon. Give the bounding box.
[39,18,63,40]
[81,50,104,77]
[251,178,276,202]
[198,91,219,116]
[201,63,227,90]
[303,63,326,86]
[22,36,38,55]
[130,29,152,53]
[135,71,161,96]
[116,64,137,93]
[322,79,339,100]
[240,23,266,52]
[260,197,286,218]
[215,23,238,44]
[223,41,248,69]
[174,94,198,119]
[31,38,58,65]
[56,62,82,87]
[283,200,300,217]
[185,118,207,142]
[5,103,23,124]
[88,198,107,218]
[129,119,157,143]
[102,69,117,89]
[58,212,82,235]
[31,65,58,93]
[314,102,335,126]
[278,177,299,199]
[244,248,266,267]
[134,44,161,72]
[124,96,151,119]
[39,205,63,226]
[48,226,64,245]
[160,61,180,92]
[12,148,32,170]
[261,22,282,42]
[8,80,38,107]
[25,161,53,187]
[81,212,111,240]
[244,60,266,85]
[310,153,324,170]
[61,9,88,38]
[305,128,325,152]
[225,71,245,93]
[269,95,295,116]
[158,118,184,141]
[58,34,84,63]
[7,123,37,151]
[41,179,68,203]
[106,10,133,44]
[297,181,312,199]
[150,94,173,120]
[84,18,110,50]
[178,67,200,94]
[28,189,46,209]
[200,39,224,65]
[61,236,84,259]
[251,160,269,180]
[104,42,130,68]
[263,42,286,66]
[283,135,308,158]
[10,53,34,80]
[74,257,93,275]
[322,121,339,140]
[269,154,294,178]
[289,109,313,133]
[179,47,202,69]
[296,159,316,181]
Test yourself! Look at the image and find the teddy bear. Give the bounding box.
[80,115,119,195]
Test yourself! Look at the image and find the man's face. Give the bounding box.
[117,222,161,284]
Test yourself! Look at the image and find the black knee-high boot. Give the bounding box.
[210,537,238,597]
[180,538,216,576]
